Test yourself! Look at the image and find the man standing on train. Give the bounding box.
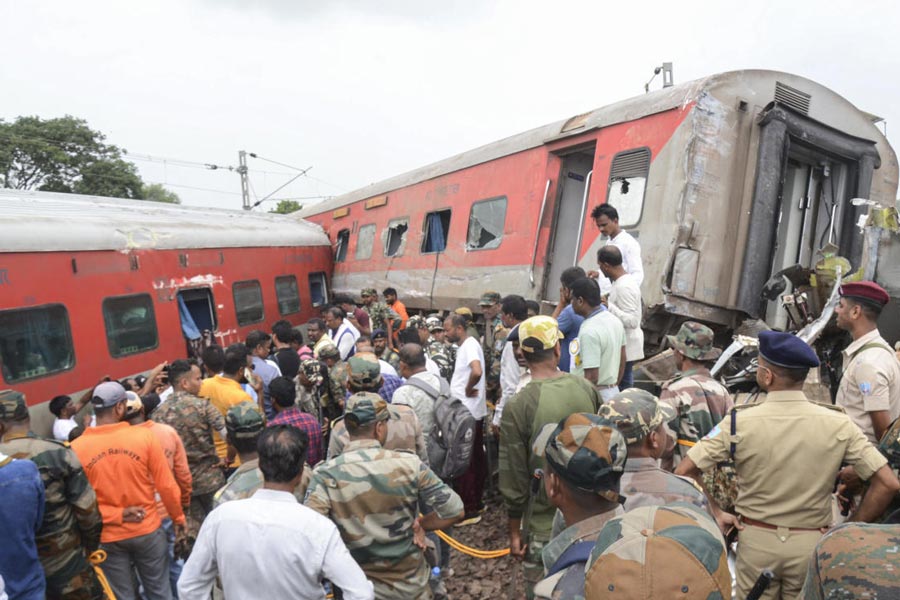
[590,204,644,296]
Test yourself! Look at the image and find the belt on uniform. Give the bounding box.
[739,516,823,532]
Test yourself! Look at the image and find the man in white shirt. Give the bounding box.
[443,313,487,524]
[598,245,645,389]
[492,296,527,431]
[590,204,644,296]
[49,392,92,441]
[178,425,373,600]
[324,306,360,361]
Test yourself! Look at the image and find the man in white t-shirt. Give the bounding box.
[325,306,360,361]
[49,392,92,441]
[590,204,644,296]
[598,245,644,389]
[443,313,487,524]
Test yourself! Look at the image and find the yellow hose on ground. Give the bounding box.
[89,550,117,600]
[434,529,510,559]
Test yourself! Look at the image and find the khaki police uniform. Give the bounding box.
[837,329,900,444]
[687,390,888,600]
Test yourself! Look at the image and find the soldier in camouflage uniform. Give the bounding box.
[479,291,508,401]
[584,503,731,600]
[372,329,401,372]
[530,413,626,600]
[599,389,709,513]
[296,358,325,418]
[800,522,900,599]
[660,321,734,469]
[152,359,228,527]
[424,316,454,381]
[214,402,309,507]
[0,390,104,600]
[327,353,427,462]
[361,288,401,342]
[305,393,464,599]
[318,342,349,422]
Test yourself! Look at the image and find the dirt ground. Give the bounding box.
[443,486,526,600]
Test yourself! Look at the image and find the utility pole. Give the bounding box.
[238,150,250,210]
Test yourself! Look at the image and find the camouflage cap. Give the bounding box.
[0,389,28,422]
[348,352,382,388]
[518,315,563,353]
[599,389,676,445]
[585,503,731,599]
[345,391,392,427]
[666,321,722,361]
[300,358,324,386]
[317,342,341,360]
[407,315,427,330]
[123,391,144,418]
[479,291,501,306]
[532,413,626,503]
[361,288,377,297]
[225,401,265,439]
[425,316,444,332]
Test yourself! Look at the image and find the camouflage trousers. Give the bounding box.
[364,552,431,600]
[45,553,105,600]
[523,532,551,600]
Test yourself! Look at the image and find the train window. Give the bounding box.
[308,272,329,307]
[384,218,409,257]
[606,148,651,228]
[422,209,451,254]
[0,304,74,382]
[466,196,507,251]
[275,275,301,315]
[335,229,350,263]
[103,294,159,358]
[356,224,376,260]
[233,280,264,326]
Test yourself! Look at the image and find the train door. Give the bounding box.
[542,150,594,301]
[737,103,879,321]
[177,287,218,359]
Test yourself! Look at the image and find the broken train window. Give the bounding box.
[335,228,350,262]
[384,218,409,257]
[606,148,650,228]
[421,209,451,254]
[466,196,507,251]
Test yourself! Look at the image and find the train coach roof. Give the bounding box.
[0,189,330,252]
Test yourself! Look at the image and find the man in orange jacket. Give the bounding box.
[72,382,187,600]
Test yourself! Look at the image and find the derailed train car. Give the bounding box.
[298,69,899,351]
[0,189,333,432]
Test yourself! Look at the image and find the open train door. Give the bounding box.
[541,147,595,302]
[737,100,881,326]
[177,287,218,360]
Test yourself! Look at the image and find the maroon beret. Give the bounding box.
[839,281,890,307]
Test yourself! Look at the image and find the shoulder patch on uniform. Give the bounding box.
[703,423,722,440]
[811,401,846,413]
[859,382,873,395]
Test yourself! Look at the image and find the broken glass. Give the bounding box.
[466,196,507,250]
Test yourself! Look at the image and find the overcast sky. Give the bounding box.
[3,0,898,209]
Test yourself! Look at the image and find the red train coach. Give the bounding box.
[298,69,898,348]
[0,189,332,433]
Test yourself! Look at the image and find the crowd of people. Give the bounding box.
[2,205,900,600]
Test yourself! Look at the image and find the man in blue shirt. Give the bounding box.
[246,330,282,419]
[552,267,604,372]
[0,398,46,600]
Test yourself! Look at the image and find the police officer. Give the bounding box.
[834,281,900,444]
[676,331,900,600]
[0,389,104,599]
[305,392,464,599]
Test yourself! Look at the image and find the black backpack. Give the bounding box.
[402,376,476,480]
